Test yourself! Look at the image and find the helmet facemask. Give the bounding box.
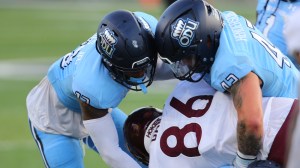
[168,58,210,82]
[102,57,156,93]
[160,41,213,82]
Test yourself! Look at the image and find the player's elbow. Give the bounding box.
[238,108,263,137]
[243,117,263,136]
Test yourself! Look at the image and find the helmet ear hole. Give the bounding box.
[206,5,212,15]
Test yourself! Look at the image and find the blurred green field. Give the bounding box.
[0,0,256,167]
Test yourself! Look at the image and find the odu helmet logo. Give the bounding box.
[99,28,117,57]
[171,18,199,47]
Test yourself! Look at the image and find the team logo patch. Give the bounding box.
[171,18,199,47]
[98,28,117,57]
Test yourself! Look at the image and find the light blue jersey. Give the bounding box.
[28,11,157,168]
[209,11,299,98]
[47,34,129,112]
[47,12,157,112]
[256,0,300,69]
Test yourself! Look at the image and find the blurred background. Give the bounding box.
[0,0,256,167]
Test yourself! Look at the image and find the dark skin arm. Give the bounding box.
[79,100,108,120]
[229,72,263,155]
[78,100,141,167]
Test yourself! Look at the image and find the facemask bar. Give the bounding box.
[168,61,191,79]
[167,54,197,80]
[167,55,210,82]
[129,76,148,94]
[103,59,156,92]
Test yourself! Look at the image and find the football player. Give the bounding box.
[284,10,300,168]
[154,0,299,167]
[124,79,298,167]
[256,0,300,69]
[26,10,172,168]
[284,10,300,65]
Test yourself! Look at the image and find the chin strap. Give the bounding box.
[129,76,148,94]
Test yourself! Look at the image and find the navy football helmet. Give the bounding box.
[155,0,223,82]
[123,107,162,166]
[248,160,281,168]
[97,10,157,92]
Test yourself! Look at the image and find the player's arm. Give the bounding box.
[229,72,263,167]
[79,100,141,168]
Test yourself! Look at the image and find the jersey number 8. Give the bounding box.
[160,95,213,157]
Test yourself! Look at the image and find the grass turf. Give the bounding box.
[0,0,256,167]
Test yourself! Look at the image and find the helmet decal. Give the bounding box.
[132,40,139,48]
[171,18,199,47]
[98,28,117,57]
